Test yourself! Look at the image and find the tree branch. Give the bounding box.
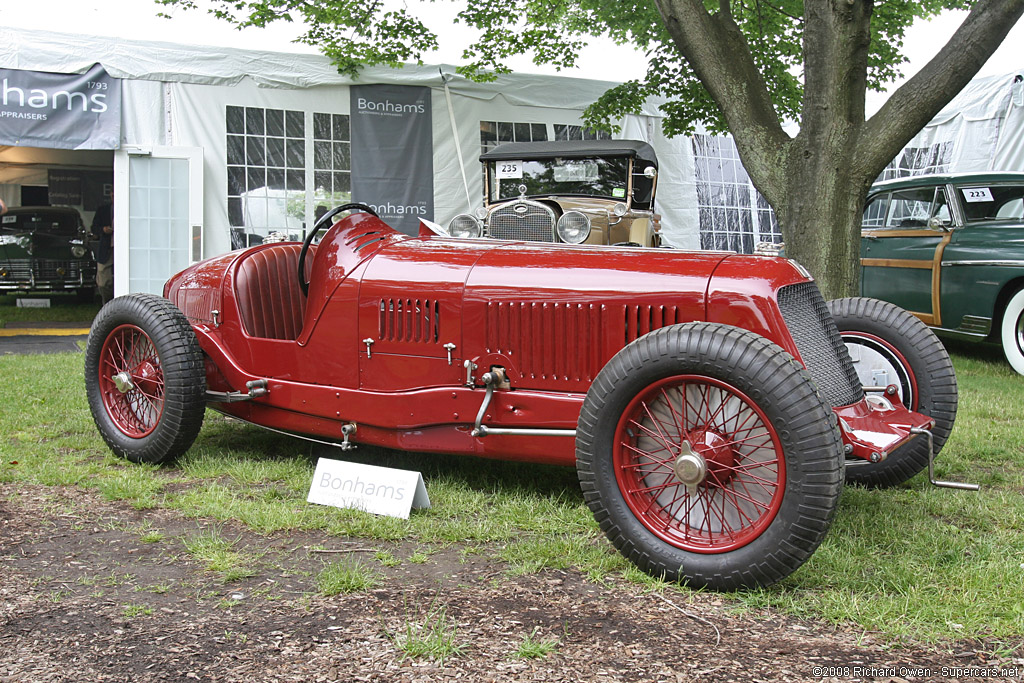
[857,0,1024,179]
[654,0,790,196]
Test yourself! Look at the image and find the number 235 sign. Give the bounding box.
[496,161,523,180]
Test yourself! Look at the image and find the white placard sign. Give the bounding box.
[307,458,431,519]
[495,160,523,179]
[962,187,994,203]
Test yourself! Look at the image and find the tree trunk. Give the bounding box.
[775,147,870,300]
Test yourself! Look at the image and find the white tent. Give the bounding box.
[1,27,806,297]
[882,71,1024,179]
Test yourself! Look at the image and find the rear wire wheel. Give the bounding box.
[577,323,844,590]
[85,293,206,464]
[828,297,957,488]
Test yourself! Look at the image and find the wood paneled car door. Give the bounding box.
[861,185,953,326]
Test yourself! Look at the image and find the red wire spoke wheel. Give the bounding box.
[97,324,166,438]
[614,375,785,553]
[577,323,844,590]
[85,293,206,464]
[828,297,958,487]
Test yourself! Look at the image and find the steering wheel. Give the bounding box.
[298,202,379,297]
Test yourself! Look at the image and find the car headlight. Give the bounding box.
[611,202,628,217]
[448,214,483,238]
[556,211,591,244]
[71,245,87,258]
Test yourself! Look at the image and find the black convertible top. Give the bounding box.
[480,139,658,167]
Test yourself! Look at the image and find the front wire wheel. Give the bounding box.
[85,293,206,464]
[577,323,844,590]
[615,375,785,554]
[828,297,958,487]
[97,324,166,437]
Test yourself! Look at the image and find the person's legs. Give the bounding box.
[96,259,114,304]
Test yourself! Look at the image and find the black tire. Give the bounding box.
[828,297,958,487]
[85,293,206,464]
[576,323,844,590]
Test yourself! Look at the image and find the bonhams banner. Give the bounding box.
[0,63,121,150]
[350,85,433,235]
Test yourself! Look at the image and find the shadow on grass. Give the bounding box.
[187,411,583,503]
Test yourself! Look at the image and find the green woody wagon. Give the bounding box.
[860,172,1024,374]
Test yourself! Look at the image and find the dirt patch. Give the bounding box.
[1,484,1020,682]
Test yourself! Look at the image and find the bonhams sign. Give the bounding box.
[0,63,121,150]
[350,85,433,235]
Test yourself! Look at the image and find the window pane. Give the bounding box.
[266,137,285,168]
[286,110,304,138]
[285,139,305,168]
[514,122,530,141]
[313,141,332,170]
[333,114,350,141]
[226,106,245,135]
[480,121,497,146]
[246,137,266,166]
[314,170,332,193]
[228,197,243,227]
[334,171,351,193]
[498,122,513,142]
[266,168,286,190]
[247,167,266,192]
[245,107,264,135]
[266,109,285,137]
[286,169,305,192]
[314,113,331,140]
[531,123,547,141]
[227,166,246,196]
[226,135,245,166]
[333,142,350,170]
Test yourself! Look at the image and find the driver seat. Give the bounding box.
[235,244,309,340]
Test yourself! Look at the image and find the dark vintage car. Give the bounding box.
[447,140,662,247]
[0,206,95,296]
[85,204,970,591]
[861,172,1024,374]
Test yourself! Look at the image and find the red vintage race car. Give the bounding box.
[84,204,968,590]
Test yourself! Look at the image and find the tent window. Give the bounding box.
[479,120,548,155]
[553,125,611,142]
[692,134,780,253]
[879,143,953,181]
[226,107,352,249]
[227,105,307,248]
[313,112,352,209]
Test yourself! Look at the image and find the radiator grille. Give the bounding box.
[379,298,440,343]
[777,282,863,408]
[0,258,86,281]
[488,202,555,242]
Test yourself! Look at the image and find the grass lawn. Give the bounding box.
[0,292,100,325]
[1,337,1021,645]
